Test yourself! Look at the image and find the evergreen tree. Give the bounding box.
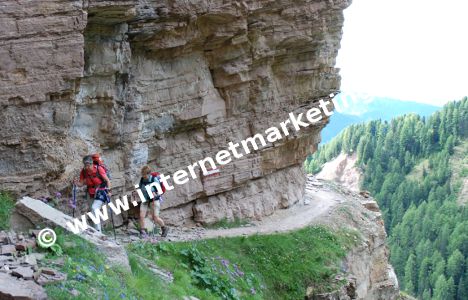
[434,275,449,300]
[305,98,468,299]
[447,250,464,283]
[457,274,468,300]
[403,253,416,293]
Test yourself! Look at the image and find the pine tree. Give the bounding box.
[446,250,464,283]
[422,289,431,300]
[403,253,417,293]
[433,274,449,300]
[457,274,468,300]
[447,277,456,300]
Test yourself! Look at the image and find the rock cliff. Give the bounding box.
[309,180,400,300]
[0,0,351,224]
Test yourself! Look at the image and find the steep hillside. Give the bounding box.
[315,152,361,191]
[2,177,400,300]
[306,98,468,299]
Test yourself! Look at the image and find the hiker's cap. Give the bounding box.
[83,155,93,165]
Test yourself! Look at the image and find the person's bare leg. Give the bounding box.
[151,201,168,237]
[151,202,165,227]
[139,204,147,233]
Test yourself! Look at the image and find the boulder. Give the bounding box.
[20,254,37,266]
[11,197,130,271]
[0,245,16,256]
[362,200,380,213]
[0,272,47,300]
[11,266,34,280]
[359,190,371,198]
[133,254,173,283]
[15,239,37,251]
[0,231,8,244]
[36,269,67,286]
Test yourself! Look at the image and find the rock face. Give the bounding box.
[316,153,361,192]
[315,182,400,300]
[0,273,48,300]
[0,230,56,300]
[0,0,351,224]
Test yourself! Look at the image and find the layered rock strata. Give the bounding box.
[314,181,400,300]
[0,0,351,224]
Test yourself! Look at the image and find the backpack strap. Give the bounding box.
[83,165,106,188]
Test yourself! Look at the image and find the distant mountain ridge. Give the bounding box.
[322,94,440,143]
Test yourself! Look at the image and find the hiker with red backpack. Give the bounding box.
[73,155,112,233]
[138,165,169,238]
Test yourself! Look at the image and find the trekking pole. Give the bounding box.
[72,184,77,217]
[106,189,117,240]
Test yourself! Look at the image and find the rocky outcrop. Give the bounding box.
[316,153,361,192]
[314,181,399,300]
[0,273,48,300]
[10,197,131,271]
[0,0,351,224]
[0,230,63,300]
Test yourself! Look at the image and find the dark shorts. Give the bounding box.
[94,189,108,202]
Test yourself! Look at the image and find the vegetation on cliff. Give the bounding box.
[0,192,14,230]
[42,227,356,300]
[306,97,468,299]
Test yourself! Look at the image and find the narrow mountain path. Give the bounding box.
[199,184,340,240]
[117,178,344,244]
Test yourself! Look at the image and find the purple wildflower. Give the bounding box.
[250,288,256,295]
[56,192,62,198]
[221,259,230,267]
[68,198,76,208]
[233,264,244,276]
[120,293,126,299]
[74,274,86,282]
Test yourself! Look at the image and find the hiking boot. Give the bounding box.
[140,230,148,239]
[161,226,169,237]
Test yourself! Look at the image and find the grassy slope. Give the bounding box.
[407,140,468,204]
[0,192,357,299]
[450,140,468,205]
[43,227,357,300]
[405,159,429,181]
[0,192,15,230]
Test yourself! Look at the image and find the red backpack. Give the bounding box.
[150,172,166,194]
[90,154,111,179]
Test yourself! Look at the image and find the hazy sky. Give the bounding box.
[336,0,468,106]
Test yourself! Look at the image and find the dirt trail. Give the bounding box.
[117,177,343,243]
[160,178,343,242]
[201,185,339,239]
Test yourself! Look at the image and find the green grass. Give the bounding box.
[44,228,137,300]
[206,217,250,229]
[44,226,358,300]
[406,159,429,181]
[0,192,15,230]
[449,140,468,205]
[128,226,358,300]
